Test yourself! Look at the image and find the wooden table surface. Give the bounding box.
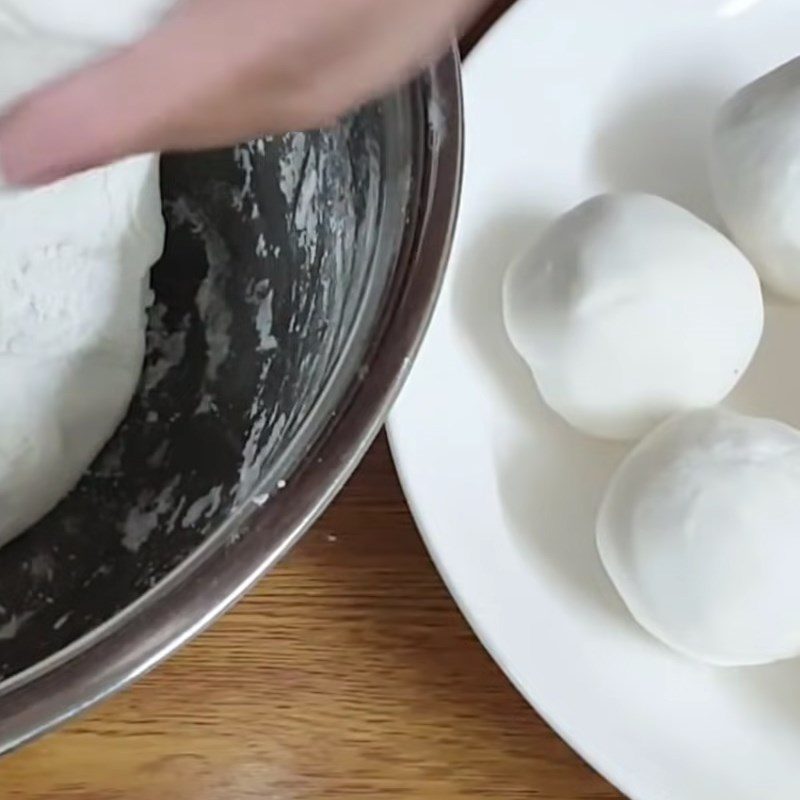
[4,437,620,800]
[3,6,624,800]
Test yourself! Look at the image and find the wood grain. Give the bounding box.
[3,438,621,800]
[2,4,623,798]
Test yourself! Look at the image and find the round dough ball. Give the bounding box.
[711,57,800,300]
[503,193,764,440]
[598,408,800,667]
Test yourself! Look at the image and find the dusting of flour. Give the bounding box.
[0,1,175,547]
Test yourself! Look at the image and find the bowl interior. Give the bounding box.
[0,96,417,682]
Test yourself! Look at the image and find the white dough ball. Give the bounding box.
[711,57,800,300]
[503,193,764,440]
[598,409,800,667]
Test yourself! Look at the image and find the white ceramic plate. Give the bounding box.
[387,1,800,798]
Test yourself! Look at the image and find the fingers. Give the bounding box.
[0,50,150,186]
[0,18,314,186]
[0,4,209,187]
[0,0,488,188]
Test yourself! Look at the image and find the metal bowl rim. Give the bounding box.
[0,49,463,755]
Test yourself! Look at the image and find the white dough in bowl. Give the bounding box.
[0,3,175,547]
[0,0,174,46]
[598,408,800,667]
[0,158,165,548]
[711,56,800,301]
[503,193,764,440]
[0,0,177,125]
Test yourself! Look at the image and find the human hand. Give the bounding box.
[0,0,487,186]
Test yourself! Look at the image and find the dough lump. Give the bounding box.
[503,193,764,440]
[598,409,800,667]
[0,1,174,546]
[711,57,800,301]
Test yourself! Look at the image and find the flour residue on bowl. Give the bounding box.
[142,303,190,395]
[182,485,224,528]
[110,127,366,553]
[246,278,278,353]
[0,611,34,642]
[121,476,182,553]
[0,97,391,668]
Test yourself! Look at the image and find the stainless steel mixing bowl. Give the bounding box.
[0,52,462,753]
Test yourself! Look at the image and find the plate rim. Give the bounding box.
[387,2,758,797]
[386,417,644,799]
